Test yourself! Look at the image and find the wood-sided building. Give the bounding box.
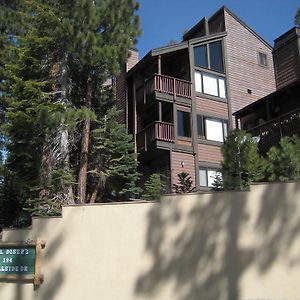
[235,27,300,155]
[117,6,276,191]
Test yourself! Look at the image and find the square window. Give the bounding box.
[199,168,222,187]
[205,119,224,142]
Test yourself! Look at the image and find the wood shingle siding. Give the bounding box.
[198,143,223,164]
[171,151,196,187]
[224,10,276,124]
[274,37,300,89]
[196,96,228,118]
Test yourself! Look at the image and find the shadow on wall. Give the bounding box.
[0,214,66,300]
[135,182,300,300]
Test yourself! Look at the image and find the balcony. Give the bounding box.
[137,121,175,152]
[249,108,300,154]
[136,74,192,105]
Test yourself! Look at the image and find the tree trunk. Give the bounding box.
[77,75,92,203]
[89,171,106,203]
[39,140,52,199]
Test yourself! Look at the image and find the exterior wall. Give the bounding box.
[1,182,300,300]
[196,96,228,118]
[224,10,276,123]
[198,143,223,164]
[171,151,195,187]
[116,48,139,124]
[274,35,300,89]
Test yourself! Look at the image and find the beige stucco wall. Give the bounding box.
[0,181,300,300]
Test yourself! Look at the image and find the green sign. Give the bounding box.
[0,247,36,276]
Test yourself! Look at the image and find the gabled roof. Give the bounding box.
[183,6,272,50]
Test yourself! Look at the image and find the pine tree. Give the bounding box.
[89,107,141,202]
[0,0,141,222]
[221,129,265,190]
[143,173,163,200]
[173,172,196,193]
[264,135,300,182]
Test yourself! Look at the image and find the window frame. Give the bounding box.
[197,115,228,143]
[177,110,191,138]
[194,70,227,99]
[194,40,225,73]
[199,167,222,188]
[257,51,268,67]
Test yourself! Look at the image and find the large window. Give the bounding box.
[199,167,221,187]
[194,41,224,73]
[197,116,228,142]
[177,111,191,137]
[195,71,226,99]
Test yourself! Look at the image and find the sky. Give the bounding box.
[136,0,299,58]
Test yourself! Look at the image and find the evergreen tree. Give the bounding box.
[143,173,163,200]
[264,135,300,182]
[0,0,141,222]
[221,129,265,190]
[296,7,300,26]
[173,172,196,193]
[89,107,141,202]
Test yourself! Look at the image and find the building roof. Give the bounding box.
[183,6,272,50]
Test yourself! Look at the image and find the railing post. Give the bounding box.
[173,77,176,101]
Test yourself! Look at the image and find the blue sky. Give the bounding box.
[136,0,299,58]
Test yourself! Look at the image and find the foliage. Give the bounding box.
[89,106,141,202]
[173,172,196,193]
[264,135,300,182]
[0,0,141,224]
[142,173,163,200]
[211,172,224,191]
[296,7,300,26]
[221,129,265,191]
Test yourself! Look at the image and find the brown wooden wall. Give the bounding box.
[198,144,223,164]
[274,37,300,89]
[171,151,196,188]
[116,49,139,124]
[196,96,228,118]
[224,10,276,125]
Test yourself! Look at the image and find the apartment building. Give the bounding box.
[117,6,276,191]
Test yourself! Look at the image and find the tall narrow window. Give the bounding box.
[177,111,191,137]
[258,52,268,67]
[194,45,208,69]
[209,41,224,73]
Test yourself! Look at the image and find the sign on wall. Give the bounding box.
[0,239,46,286]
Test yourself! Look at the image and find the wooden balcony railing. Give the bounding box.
[137,121,174,152]
[249,108,300,154]
[136,74,192,104]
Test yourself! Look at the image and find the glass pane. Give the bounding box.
[209,41,224,73]
[205,118,224,142]
[207,170,221,187]
[194,45,208,68]
[203,73,218,97]
[195,71,202,93]
[177,111,191,137]
[199,169,207,187]
[218,77,226,98]
[197,115,204,137]
[223,122,228,140]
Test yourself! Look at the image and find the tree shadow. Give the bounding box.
[135,182,300,300]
